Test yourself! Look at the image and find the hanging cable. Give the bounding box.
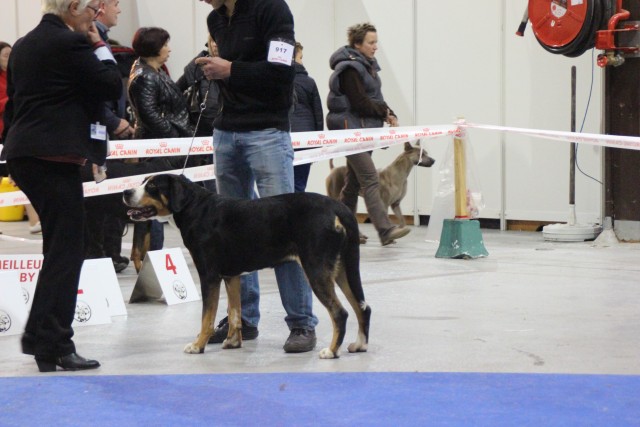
[575,48,603,185]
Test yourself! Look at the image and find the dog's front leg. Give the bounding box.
[184,278,221,354]
[222,276,243,349]
[391,203,406,227]
[131,222,151,273]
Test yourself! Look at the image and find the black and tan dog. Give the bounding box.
[123,174,371,359]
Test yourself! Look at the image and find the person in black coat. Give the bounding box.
[0,0,122,372]
[83,0,133,272]
[290,42,323,192]
[128,27,194,251]
[176,35,220,138]
[176,36,220,193]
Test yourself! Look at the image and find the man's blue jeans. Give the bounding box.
[213,128,318,331]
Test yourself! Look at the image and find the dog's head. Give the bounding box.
[404,141,435,167]
[123,174,194,222]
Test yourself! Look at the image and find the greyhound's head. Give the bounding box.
[404,140,435,168]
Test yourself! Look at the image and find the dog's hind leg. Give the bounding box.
[222,276,243,349]
[335,266,371,353]
[184,279,221,354]
[304,266,348,359]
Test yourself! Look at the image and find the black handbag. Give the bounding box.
[185,79,202,115]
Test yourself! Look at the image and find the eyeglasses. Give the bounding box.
[86,4,101,17]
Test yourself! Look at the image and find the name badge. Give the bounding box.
[91,123,107,141]
[267,40,294,66]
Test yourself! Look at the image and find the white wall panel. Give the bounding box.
[416,0,504,219]
[0,1,19,44]
[0,0,605,224]
[285,0,336,197]
[504,1,602,223]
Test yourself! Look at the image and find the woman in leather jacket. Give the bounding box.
[128,27,193,140]
[128,27,193,251]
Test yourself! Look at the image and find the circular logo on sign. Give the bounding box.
[22,288,30,305]
[74,301,92,323]
[0,311,12,333]
[173,280,187,300]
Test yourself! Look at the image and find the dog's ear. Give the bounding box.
[404,141,413,151]
[415,139,421,147]
[167,175,194,213]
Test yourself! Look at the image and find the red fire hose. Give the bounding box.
[518,0,616,58]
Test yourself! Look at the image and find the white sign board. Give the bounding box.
[0,254,42,311]
[130,248,200,305]
[79,258,127,317]
[0,255,122,327]
[0,271,28,337]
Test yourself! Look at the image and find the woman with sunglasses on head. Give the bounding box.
[326,22,410,246]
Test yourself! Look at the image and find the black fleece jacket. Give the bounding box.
[206,0,296,131]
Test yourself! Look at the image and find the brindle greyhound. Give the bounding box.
[325,141,435,228]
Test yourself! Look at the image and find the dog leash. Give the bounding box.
[181,79,213,175]
[417,139,424,163]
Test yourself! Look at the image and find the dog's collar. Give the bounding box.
[154,214,174,224]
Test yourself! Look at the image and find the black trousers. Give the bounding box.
[8,157,84,357]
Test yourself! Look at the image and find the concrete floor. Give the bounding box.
[1,219,639,378]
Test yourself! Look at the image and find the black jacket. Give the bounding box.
[176,50,220,137]
[290,62,323,133]
[128,58,193,139]
[206,0,296,131]
[1,14,122,164]
[96,21,129,137]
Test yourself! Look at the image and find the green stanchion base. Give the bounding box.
[435,219,489,259]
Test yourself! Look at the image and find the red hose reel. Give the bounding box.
[518,0,638,67]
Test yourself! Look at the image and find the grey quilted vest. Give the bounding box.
[326,46,385,130]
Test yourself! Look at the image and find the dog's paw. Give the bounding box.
[319,348,338,359]
[183,342,204,354]
[347,342,368,353]
[222,338,242,349]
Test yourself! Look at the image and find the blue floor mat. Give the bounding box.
[0,372,638,426]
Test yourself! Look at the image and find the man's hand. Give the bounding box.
[114,119,134,139]
[195,56,232,80]
[87,22,102,45]
[385,109,398,127]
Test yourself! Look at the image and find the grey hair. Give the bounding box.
[41,0,94,16]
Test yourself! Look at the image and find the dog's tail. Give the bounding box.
[337,208,366,304]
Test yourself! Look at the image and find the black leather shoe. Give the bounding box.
[111,255,130,273]
[208,316,258,344]
[35,353,101,372]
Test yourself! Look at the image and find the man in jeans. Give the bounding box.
[196,0,318,352]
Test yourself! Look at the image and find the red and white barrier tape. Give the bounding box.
[462,122,640,151]
[0,165,215,208]
[5,121,636,207]
[0,125,454,206]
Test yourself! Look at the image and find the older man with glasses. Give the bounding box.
[1,0,122,372]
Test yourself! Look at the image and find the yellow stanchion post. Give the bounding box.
[453,136,469,219]
[0,177,25,222]
[435,131,489,259]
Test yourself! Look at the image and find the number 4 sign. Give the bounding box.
[129,248,200,305]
